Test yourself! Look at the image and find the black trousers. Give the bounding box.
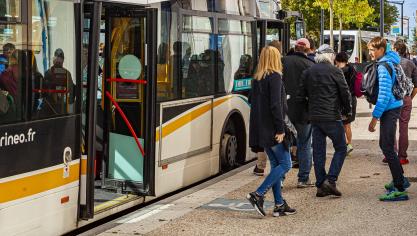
[379,107,405,191]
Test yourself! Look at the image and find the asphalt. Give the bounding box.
[87,98,417,236]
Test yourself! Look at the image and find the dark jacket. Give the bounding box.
[298,62,352,122]
[341,64,356,95]
[249,72,286,150]
[282,52,314,124]
[307,53,316,63]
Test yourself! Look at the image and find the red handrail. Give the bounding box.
[32,89,68,94]
[105,91,145,157]
[107,78,147,84]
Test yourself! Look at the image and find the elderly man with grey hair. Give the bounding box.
[297,44,352,197]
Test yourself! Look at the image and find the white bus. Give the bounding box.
[0,0,290,235]
[324,30,397,64]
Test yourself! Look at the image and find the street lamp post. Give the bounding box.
[401,2,404,36]
[380,0,384,37]
[320,9,324,45]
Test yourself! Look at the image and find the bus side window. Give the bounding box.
[31,0,77,119]
[218,19,254,93]
[157,5,180,102]
[0,0,25,125]
[181,15,215,98]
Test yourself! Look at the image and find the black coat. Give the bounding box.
[282,52,314,124]
[341,64,356,95]
[298,62,352,122]
[249,72,286,151]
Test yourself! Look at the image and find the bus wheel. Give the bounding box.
[220,133,238,170]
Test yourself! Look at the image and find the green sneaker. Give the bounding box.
[347,144,353,155]
[379,190,409,201]
[384,177,411,192]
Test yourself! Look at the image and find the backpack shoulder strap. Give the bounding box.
[377,62,393,77]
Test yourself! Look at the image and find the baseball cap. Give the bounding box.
[317,44,335,54]
[295,38,310,49]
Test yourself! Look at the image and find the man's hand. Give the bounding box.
[275,133,285,143]
[368,117,378,132]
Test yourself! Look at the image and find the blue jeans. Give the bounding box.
[256,143,292,205]
[312,121,347,187]
[295,123,313,182]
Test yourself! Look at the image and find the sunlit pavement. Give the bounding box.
[91,98,417,236]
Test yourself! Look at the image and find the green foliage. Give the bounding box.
[282,0,398,40]
[363,0,399,33]
[281,0,322,40]
[335,0,375,29]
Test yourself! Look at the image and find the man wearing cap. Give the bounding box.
[44,48,75,115]
[282,38,315,188]
[297,44,352,197]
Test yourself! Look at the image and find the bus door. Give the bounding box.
[80,2,157,219]
[256,20,289,55]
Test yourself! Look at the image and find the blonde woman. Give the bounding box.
[247,46,295,217]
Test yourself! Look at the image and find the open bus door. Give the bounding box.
[256,19,290,55]
[80,1,157,219]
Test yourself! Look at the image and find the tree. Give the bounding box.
[314,0,335,48]
[281,0,322,40]
[363,0,399,33]
[334,0,374,52]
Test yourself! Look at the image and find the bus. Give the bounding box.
[323,30,397,64]
[0,0,290,235]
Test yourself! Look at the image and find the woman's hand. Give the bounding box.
[275,133,285,143]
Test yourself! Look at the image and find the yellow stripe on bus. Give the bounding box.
[155,96,231,141]
[0,163,80,203]
[81,158,87,175]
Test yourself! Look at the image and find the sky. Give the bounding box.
[389,0,417,40]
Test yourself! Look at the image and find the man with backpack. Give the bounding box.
[365,37,409,201]
[393,41,417,165]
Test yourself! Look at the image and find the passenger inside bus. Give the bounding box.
[234,54,253,80]
[43,48,75,115]
[0,43,15,75]
[0,48,21,122]
[170,41,182,97]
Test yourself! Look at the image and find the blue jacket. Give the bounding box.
[373,50,403,118]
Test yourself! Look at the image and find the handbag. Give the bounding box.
[280,85,297,150]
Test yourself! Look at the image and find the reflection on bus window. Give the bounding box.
[0,48,23,124]
[179,0,210,11]
[0,16,24,124]
[0,0,20,20]
[31,0,76,118]
[157,5,179,102]
[218,19,254,93]
[182,16,216,98]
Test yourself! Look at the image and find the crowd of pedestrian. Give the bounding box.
[247,36,417,217]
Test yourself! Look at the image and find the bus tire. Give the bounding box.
[220,112,246,171]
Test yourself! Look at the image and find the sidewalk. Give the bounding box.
[90,98,417,236]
